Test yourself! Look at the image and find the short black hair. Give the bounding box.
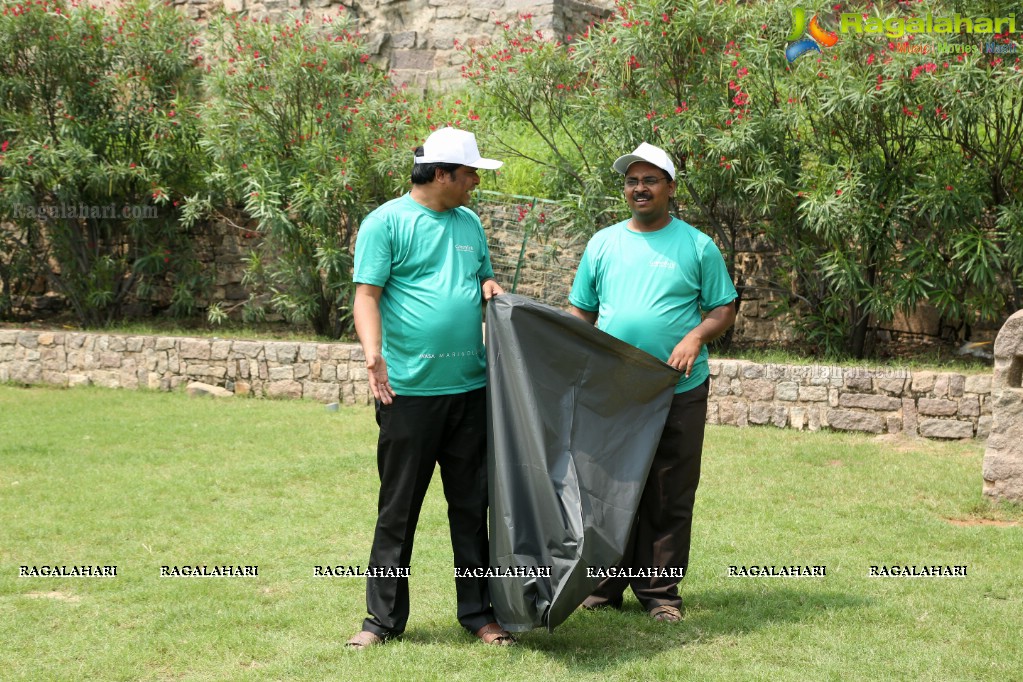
[410,146,462,185]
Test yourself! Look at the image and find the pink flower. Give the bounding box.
[1,140,8,153]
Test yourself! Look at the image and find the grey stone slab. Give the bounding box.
[826,409,884,434]
[920,418,974,439]
[838,393,902,411]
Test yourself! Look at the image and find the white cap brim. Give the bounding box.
[612,142,676,180]
[414,155,503,170]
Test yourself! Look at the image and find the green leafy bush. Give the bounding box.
[463,0,1023,358]
[190,11,419,338]
[0,0,208,325]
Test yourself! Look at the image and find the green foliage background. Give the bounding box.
[462,0,1023,357]
[0,0,207,325]
[2,0,1022,356]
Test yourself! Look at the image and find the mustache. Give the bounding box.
[632,192,653,201]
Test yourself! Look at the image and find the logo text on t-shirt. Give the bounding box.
[649,258,676,269]
[419,349,482,360]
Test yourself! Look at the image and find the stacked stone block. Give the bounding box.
[1,329,993,439]
[707,360,990,439]
[982,310,1023,501]
[163,0,613,88]
[0,331,370,405]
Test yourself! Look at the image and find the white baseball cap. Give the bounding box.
[612,142,676,180]
[415,127,503,170]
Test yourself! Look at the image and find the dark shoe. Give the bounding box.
[474,622,516,646]
[649,604,682,622]
[345,630,384,649]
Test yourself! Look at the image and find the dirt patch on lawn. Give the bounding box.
[945,517,1019,527]
[24,591,81,602]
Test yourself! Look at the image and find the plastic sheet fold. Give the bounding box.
[485,294,681,632]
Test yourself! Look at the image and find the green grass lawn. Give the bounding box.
[1,385,1021,681]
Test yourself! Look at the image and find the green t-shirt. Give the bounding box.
[569,217,737,394]
[353,193,495,396]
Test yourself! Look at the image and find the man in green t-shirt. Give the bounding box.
[569,142,738,623]
[346,128,514,648]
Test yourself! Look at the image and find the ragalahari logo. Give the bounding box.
[786,7,840,62]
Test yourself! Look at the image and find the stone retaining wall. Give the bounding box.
[706,360,990,440]
[0,330,370,405]
[1,330,992,440]
[167,0,613,89]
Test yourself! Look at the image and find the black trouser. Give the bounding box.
[362,387,494,639]
[584,379,709,611]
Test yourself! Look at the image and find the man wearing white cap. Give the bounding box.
[569,142,737,622]
[347,127,514,647]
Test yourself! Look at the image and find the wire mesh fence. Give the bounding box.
[473,191,586,309]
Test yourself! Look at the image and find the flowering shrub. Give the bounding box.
[0,0,207,324]
[773,0,1023,356]
[464,0,1023,357]
[191,10,419,338]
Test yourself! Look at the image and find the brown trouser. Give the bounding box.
[583,379,709,612]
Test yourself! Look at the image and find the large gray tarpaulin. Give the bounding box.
[484,294,681,632]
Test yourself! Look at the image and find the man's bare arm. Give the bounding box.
[568,305,598,326]
[666,301,737,377]
[353,283,396,404]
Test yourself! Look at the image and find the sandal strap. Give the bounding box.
[475,622,516,645]
[650,605,682,621]
[346,630,384,648]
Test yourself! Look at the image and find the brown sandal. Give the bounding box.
[474,622,516,646]
[345,630,384,649]
[649,605,682,622]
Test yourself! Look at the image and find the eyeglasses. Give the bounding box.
[625,176,669,188]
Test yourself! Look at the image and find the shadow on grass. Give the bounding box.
[499,587,871,673]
